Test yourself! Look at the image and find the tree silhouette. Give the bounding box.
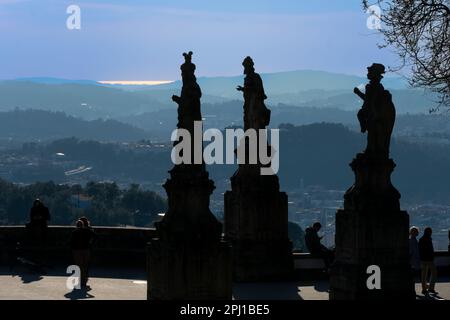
[364,0,450,107]
[0,179,167,227]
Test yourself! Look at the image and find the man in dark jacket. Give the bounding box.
[29,199,51,228]
[419,227,437,295]
[70,219,96,289]
[27,199,51,262]
[304,222,334,270]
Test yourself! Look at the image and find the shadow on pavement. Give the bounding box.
[64,288,95,300]
[233,282,303,300]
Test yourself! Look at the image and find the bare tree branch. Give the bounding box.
[363,0,450,107]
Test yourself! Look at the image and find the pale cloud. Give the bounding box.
[0,0,29,5]
[0,1,396,80]
[77,1,137,13]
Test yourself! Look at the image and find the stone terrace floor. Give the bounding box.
[0,266,449,300]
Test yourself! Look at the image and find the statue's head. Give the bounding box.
[367,63,385,82]
[181,51,196,78]
[242,56,255,75]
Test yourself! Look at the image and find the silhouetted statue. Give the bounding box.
[148,51,231,300]
[172,51,202,136]
[353,63,395,158]
[330,63,413,300]
[237,56,271,131]
[225,57,293,281]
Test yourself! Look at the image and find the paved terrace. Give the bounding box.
[1,266,449,300]
[1,226,449,300]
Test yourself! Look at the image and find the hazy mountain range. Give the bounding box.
[0,69,443,148]
[0,70,438,122]
[0,105,448,147]
[0,109,150,144]
[136,69,407,93]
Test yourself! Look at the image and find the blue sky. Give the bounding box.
[0,0,401,80]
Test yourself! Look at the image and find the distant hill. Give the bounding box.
[119,100,445,141]
[288,89,437,113]
[0,109,151,142]
[0,81,168,119]
[0,70,437,120]
[145,70,408,96]
[14,77,99,85]
[135,70,435,113]
[277,123,450,203]
[1,121,450,203]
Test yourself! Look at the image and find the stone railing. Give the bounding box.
[0,225,156,267]
[293,251,450,275]
[1,225,449,275]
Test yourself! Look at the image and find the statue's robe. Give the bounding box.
[242,73,270,131]
[358,82,395,158]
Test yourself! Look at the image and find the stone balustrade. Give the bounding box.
[0,225,156,267]
[1,226,449,276]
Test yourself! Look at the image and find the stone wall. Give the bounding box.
[0,225,156,268]
[293,252,450,270]
[1,225,449,275]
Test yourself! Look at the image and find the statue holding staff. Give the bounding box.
[353,63,396,159]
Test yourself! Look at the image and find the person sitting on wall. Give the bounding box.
[304,222,335,272]
[28,199,51,228]
[26,199,51,263]
[70,219,96,289]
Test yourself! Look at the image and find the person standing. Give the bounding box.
[409,226,420,295]
[419,227,438,295]
[409,226,420,271]
[70,219,96,289]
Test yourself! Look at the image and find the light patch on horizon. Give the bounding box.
[98,80,174,85]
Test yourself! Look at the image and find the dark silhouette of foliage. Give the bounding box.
[0,179,167,227]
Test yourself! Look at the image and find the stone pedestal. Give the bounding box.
[147,166,232,299]
[224,165,293,281]
[330,153,415,300]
